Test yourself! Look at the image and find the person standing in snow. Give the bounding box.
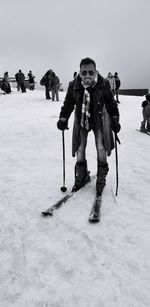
[15,72,20,91]
[40,70,53,100]
[57,57,121,196]
[50,72,60,101]
[114,72,121,103]
[17,70,26,93]
[28,70,35,90]
[140,94,150,132]
[106,72,116,96]
[3,72,11,93]
[1,78,11,94]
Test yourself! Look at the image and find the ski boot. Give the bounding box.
[72,160,90,192]
[96,162,109,196]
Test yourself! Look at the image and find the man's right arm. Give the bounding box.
[57,81,76,130]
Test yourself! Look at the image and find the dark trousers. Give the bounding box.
[45,86,51,99]
[45,86,50,99]
[52,89,59,101]
[20,83,26,92]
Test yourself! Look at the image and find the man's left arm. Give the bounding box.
[104,85,121,133]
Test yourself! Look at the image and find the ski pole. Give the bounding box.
[60,130,67,192]
[114,133,121,196]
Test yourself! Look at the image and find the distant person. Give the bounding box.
[59,83,63,91]
[1,78,11,94]
[3,72,11,93]
[140,94,150,132]
[106,72,116,96]
[15,72,20,91]
[73,72,77,79]
[17,70,26,92]
[114,72,121,103]
[50,72,60,101]
[28,70,35,90]
[40,70,53,100]
[57,57,121,200]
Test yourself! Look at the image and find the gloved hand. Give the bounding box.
[57,118,68,130]
[111,117,121,133]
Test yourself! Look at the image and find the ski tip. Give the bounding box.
[89,217,100,223]
[41,210,53,217]
[89,215,100,223]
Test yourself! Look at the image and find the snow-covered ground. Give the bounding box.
[0,89,150,307]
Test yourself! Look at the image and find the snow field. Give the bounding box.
[0,90,150,307]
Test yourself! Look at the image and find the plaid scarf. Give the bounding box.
[81,74,98,130]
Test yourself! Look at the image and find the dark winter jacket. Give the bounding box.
[50,76,60,90]
[28,73,35,84]
[59,74,120,156]
[60,74,119,124]
[40,72,51,88]
[18,72,25,84]
[1,78,11,94]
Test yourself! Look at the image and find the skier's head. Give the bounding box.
[51,72,56,77]
[79,57,97,85]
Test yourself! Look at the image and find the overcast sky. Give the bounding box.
[0,0,150,90]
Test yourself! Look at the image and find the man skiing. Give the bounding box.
[140,94,150,132]
[57,57,121,200]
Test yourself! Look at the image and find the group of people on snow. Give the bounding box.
[0,68,61,101]
[0,70,35,94]
[40,70,60,101]
[15,70,35,92]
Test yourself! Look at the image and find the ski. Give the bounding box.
[136,129,150,136]
[89,195,102,223]
[41,174,96,216]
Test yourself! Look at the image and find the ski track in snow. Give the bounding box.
[0,90,150,307]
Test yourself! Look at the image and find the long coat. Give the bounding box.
[59,74,119,156]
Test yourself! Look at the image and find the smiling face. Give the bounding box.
[79,63,97,85]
